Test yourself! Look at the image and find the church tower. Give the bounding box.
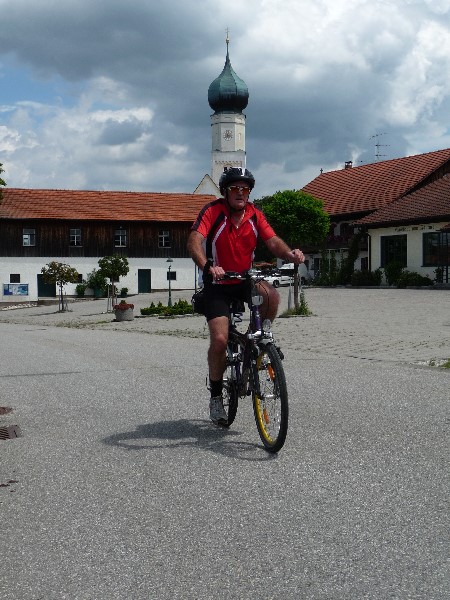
[208,34,249,187]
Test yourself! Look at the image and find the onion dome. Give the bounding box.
[208,38,249,114]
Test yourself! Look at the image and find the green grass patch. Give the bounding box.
[280,291,313,317]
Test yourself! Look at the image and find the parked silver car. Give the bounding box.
[264,263,310,287]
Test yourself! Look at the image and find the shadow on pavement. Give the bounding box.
[102,418,278,462]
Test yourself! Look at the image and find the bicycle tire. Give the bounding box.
[222,342,239,427]
[252,342,288,452]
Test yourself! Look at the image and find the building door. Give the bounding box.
[138,269,152,293]
[37,274,56,297]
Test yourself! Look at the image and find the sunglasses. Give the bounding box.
[228,185,250,193]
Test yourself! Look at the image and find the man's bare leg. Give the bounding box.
[257,280,280,321]
[207,315,229,423]
[207,315,229,382]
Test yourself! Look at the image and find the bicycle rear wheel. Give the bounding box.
[252,342,288,452]
[222,342,239,427]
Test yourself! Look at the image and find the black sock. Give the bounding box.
[209,378,223,398]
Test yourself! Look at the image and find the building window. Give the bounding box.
[23,228,36,246]
[159,230,171,248]
[380,235,407,267]
[360,257,369,271]
[423,232,450,266]
[115,228,127,247]
[10,274,20,283]
[70,228,82,246]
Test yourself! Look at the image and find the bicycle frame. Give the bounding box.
[226,274,275,398]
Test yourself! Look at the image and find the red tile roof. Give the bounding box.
[0,188,217,222]
[302,148,450,217]
[355,176,450,226]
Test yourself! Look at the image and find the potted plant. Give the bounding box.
[86,269,107,298]
[120,287,128,298]
[113,300,134,321]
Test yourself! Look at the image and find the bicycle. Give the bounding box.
[218,270,290,453]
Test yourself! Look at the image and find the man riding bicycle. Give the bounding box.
[187,167,304,425]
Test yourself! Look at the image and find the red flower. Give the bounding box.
[113,302,134,310]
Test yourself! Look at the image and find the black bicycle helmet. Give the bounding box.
[219,167,255,195]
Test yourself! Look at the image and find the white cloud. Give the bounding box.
[0,0,449,195]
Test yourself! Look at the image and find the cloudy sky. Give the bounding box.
[1,0,449,198]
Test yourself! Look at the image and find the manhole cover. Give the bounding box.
[0,425,22,440]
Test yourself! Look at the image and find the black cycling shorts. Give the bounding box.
[203,281,251,322]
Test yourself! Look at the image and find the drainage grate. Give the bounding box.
[0,425,22,440]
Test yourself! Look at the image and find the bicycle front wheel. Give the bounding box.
[252,343,288,452]
[222,343,240,427]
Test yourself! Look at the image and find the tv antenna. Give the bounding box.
[370,133,389,161]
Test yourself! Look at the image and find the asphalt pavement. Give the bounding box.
[1,287,449,599]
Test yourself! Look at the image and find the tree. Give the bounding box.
[98,254,130,311]
[0,162,6,200]
[41,261,79,312]
[257,190,330,308]
[257,189,330,247]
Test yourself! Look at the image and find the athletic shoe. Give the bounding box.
[209,395,227,425]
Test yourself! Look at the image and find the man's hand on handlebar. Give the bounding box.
[289,249,305,265]
[209,265,226,281]
[203,259,226,282]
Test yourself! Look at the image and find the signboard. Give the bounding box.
[3,283,29,296]
[167,271,177,281]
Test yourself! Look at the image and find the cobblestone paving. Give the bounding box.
[1,287,449,366]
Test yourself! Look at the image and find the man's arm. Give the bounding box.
[265,235,305,264]
[187,230,226,281]
[187,230,208,270]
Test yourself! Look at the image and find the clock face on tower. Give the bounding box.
[223,129,233,140]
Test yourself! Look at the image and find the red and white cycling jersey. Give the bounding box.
[191,199,275,280]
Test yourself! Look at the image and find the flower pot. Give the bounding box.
[114,308,134,322]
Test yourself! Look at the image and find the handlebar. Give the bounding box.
[205,265,300,283]
[222,271,264,281]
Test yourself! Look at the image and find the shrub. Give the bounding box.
[351,269,382,286]
[397,271,433,288]
[384,261,404,286]
[434,267,444,284]
[140,299,193,316]
[75,283,88,297]
[86,269,108,292]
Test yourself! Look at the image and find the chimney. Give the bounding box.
[344,161,353,169]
